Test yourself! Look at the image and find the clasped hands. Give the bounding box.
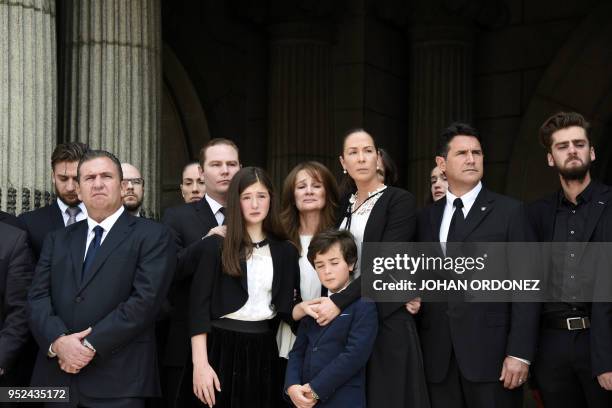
[287,383,317,408]
[52,327,96,374]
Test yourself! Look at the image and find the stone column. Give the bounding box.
[267,22,335,189]
[61,0,162,218]
[408,20,474,202]
[0,0,56,214]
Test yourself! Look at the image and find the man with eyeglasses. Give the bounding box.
[121,163,145,217]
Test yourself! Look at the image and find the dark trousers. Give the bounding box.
[533,328,612,408]
[428,353,522,408]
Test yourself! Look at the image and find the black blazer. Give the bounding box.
[528,181,612,376]
[417,187,539,383]
[330,186,417,320]
[0,223,34,371]
[161,198,219,366]
[0,210,23,230]
[189,235,299,336]
[18,202,64,260]
[28,211,176,398]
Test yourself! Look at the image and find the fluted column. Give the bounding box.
[61,0,162,218]
[408,21,473,202]
[267,22,335,189]
[0,0,56,214]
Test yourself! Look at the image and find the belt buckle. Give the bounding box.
[566,317,584,330]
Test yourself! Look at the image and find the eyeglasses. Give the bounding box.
[124,178,144,186]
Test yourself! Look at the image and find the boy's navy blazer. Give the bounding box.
[285,298,378,407]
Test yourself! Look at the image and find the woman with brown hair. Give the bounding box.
[276,161,339,358]
[185,167,299,408]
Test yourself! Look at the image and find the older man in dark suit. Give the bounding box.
[160,138,240,406]
[0,222,34,387]
[19,142,89,260]
[28,150,175,408]
[417,123,539,408]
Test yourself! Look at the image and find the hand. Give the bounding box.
[206,226,227,238]
[314,297,341,326]
[287,384,317,408]
[193,362,221,406]
[53,327,95,373]
[499,356,529,389]
[302,299,322,319]
[405,297,421,314]
[597,372,612,390]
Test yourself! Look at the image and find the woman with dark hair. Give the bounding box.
[276,161,339,358]
[185,167,299,408]
[311,129,430,408]
[376,147,399,186]
[424,165,448,205]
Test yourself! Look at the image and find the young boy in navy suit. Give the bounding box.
[285,230,378,408]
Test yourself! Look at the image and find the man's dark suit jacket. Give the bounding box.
[0,223,34,373]
[284,298,378,408]
[28,211,176,398]
[18,202,64,259]
[161,198,219,367]
[0,211,23,230]
[417,187,539,383]
[528,181,612,377]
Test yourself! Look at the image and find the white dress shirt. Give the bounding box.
[439,181,482,244]
[205,194,225,226]
[57,198,88,226]
[83,206,125,260]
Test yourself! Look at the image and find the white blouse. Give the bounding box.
[339,186,387,278]
[222,245,276,321]
[277,235,322,358]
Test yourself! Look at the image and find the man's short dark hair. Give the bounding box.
[436,122,482,157]
[307,229,358,274]
[51,142,89,170]
[77,150,123,182]
[198,138,240,168]
[539,112,591,152]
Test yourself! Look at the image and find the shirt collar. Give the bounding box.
[326,278,352,297]
[56,198,88,217]
[558,180,594,207]
[205,194,224,214]
[445,181,482,212]
[86,206,125,234]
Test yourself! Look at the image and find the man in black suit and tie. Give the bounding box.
[417,123,539,408]
[0,222,34,389]
[161,138,241,406]
[19,142,89,259]
[28,150,176,407]
[0,210,22,229]
[528,112,612,407]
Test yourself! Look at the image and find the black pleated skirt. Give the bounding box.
[178,321,284,408]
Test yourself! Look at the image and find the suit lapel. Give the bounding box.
[196,198,219,229]
[363,190,389,242]
[50,202,65,229]
[78,212,134,291]
[458,188,494,241]
[430,198,445,242]
[583,184,609,241]
[70,221,89,287]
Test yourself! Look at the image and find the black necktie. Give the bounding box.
[82,226,104,280]
[446,198,465,243]
[219,207,226,226]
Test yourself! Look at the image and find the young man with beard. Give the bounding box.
[161,138,241,407]
[528,112,612,407]
[121,163,145,217]
[19,142,89,259]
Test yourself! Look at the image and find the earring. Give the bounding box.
[343,169,347,174]
[376,166,380,171]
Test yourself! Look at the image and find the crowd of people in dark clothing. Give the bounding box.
[0,111,611,408]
